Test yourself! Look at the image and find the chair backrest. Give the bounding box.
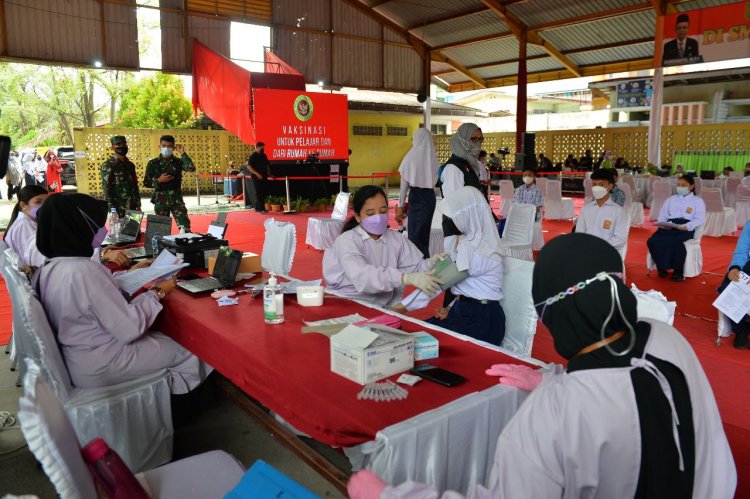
[18,359,98,499]
[622,175,637,193]
[650,181,672,218]
[619,182,633,211]
[726,177,741,206]
[330,191,350,221]
[693,223,705,240]
[261,218,297,275]
[502,203,535,245]
[545,179,563,204]
[583,178,593,204]
[738,184,750,204]
[499,180,514,199]
[693,176,703,196]
[535,177,547,193]
[729,171,743,179]
[701,188,724,213]
[499,257,536,356]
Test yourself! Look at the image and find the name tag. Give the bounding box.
[602,219,612,230]
[686,207,693,214]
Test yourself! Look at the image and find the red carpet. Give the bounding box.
[2,201,747,494]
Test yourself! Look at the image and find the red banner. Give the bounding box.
[252,89,349,161]
[655,1,750,67]
[264,48,302,75]
[192,41,256,145]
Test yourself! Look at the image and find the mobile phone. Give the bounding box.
[410,364,466,387]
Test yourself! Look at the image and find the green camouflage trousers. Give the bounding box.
[151,190,191,230]
[107,197,140,218]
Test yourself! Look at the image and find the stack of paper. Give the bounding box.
[114,250,189,295]
[713,272,750,323]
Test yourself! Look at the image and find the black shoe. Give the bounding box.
[735,332,749,349]
[658,269,668,278]
[671,272,685,282]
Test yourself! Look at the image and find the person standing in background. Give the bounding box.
[395,128,438,258]
[44,150,63,193]
[23,153,36,189]
[32,154,47,188]
[6,151,23,200]
[100,136,141,217]
[241,142,270,214]
[143,135,195,232]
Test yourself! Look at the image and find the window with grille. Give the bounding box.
[387,126,408,136]
[353,125,383,136]
[431,124,447,135]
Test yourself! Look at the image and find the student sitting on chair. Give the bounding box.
[429,187,506,346]
[609,169,626,207]
[647,175,705,281]
[323,186,445,310]
[576,169,628,254]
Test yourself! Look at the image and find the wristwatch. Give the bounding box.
[155,289,166,300]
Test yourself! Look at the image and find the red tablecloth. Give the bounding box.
[156,289,531,447]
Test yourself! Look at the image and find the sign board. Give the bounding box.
[616,79,653,108]
[655,1,750,67]
[252,89,349,161]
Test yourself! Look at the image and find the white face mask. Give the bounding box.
[161,147,173,157]
[522,176,534,185]
[592,185,608,200]
[676,186,690,197]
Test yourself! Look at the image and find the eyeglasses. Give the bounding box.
[470,136,485,144]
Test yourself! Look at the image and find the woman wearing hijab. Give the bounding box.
[323,186,443,310]
[428,187,505,345]
[647,175,705,281]
[4,185,49,267]
[32,153,47,187]
[44,149,63,193]
[395,129,439,258]
[601,150,614,169]
[438,123,483,197]
[34,193,211,394]
[348,233,735,499]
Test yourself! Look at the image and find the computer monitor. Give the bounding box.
[144,214,173,256]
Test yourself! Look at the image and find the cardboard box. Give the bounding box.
[330,324,414,385]
[412,331,439,360]
[207,252,261,274]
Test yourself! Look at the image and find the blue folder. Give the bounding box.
[224,460,320,499]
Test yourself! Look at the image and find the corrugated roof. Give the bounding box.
[675,0,740,10]
[274,0,330,31]
[333,38,383,88]
[568,41,654,66]
[527,57,567,73]
[376,0,480,29]
[473,63,519,79]
[411,10,509,48]
[508,0,645,28]
[431,61,455,73]
[538,10,656,52]
[441,37,547,67]
[436,71,472,84]
[383,45,423,91]
[333,1,382,38]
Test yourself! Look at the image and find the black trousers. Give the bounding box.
[243,176,267,211]
[647,228,694,273]
[407,187,436,258]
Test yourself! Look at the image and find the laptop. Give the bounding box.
[124,214,173,259]
[207,222,228,239]
[104,210,143,245]
[177,247,243,295]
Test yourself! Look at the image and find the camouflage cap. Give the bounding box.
[110,135,126,145]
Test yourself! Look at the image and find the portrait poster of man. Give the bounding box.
[655,1,750,68]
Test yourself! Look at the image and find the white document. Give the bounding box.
[282,279,322,294]
[656,221,683,229]
[163,233,202,241]
[207,224,225,238]
[713,272,750,323]
[114,251,189,295]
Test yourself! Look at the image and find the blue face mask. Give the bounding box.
[161,147,173,158]
[676,186,690,197]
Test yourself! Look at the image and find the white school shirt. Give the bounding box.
[576,197,628,252]
[657,192,706,231]
[5,212,45,267]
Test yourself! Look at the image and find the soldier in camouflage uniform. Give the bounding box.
[143,135,195,231]
[100,135,141,217]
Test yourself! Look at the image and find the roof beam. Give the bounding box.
[369,0,394,7]
[480,0,581,76]
[339,0,427,57]
[529,3,652,31]
[405,6,488,32]
[431,52,487,88]
[431,31,513,52]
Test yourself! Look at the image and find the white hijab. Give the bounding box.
[448,122,482,174]
[399,128,438,187]
[439,186,503,271]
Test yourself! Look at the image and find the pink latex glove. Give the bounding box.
[485,364,543,391]
[348,470,387,499]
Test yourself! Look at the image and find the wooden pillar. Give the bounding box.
[423,54,432,131]
[516,30,527,153]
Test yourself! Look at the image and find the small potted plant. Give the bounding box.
[269,196,283,212]
[314,197,329,212]
[264,200,272,211]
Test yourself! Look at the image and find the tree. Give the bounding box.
[116,73,193,129]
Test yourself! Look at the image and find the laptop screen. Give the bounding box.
[144,215,173,255]
[212,247,243,286]
[121,210,144,238]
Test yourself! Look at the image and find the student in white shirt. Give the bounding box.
[576,169,628,254]
[647,175,706,281]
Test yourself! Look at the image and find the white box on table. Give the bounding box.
[412,331,439,360]
[330,324,414,385]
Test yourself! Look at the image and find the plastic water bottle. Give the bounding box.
[264,273,284,324]
[151,232,160,257]
[107,208,120,240]
[81,438,149,499]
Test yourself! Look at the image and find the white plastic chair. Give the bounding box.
[701,188,736,237]
[262,218,297,276]
[736,184,750,227]
[532,220,544,251]
[500,203,535,261]
[645,175,661,208]
[535,177,547,195]
[725,177,740,209]
[499,257,536,357]
[305,191,350,250]
[583,178,593,204]
[622,175,642,203]
[730,171,743,179]
[693,176,703,196]
[543,180,575,220]
[647,224,704,278]
[7,263,174,472]
[619,182,644,227]
[18,359,245,499]
[498,180,514,218]
[649,181,672,221]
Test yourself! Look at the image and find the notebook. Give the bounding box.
[176,246,242,295]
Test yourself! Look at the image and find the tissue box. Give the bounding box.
[412,331,439,360]
[208,252,261,274]
[330,324,414,385]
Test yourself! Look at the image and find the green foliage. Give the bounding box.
[117,73,193,129]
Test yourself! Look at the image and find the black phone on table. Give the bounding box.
[410,364,466,387]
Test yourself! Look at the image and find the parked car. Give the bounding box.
[55,146,77,186]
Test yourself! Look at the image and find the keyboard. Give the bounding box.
[178,277,223,293]
[124,247,147,258]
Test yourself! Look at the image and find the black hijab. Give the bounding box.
[36,193,108,258]
[532,233,639,360]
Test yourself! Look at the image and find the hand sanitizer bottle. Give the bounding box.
[264,273,284,324]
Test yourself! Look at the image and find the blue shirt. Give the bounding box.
[729,224,750,271]
[610,186,626,207]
